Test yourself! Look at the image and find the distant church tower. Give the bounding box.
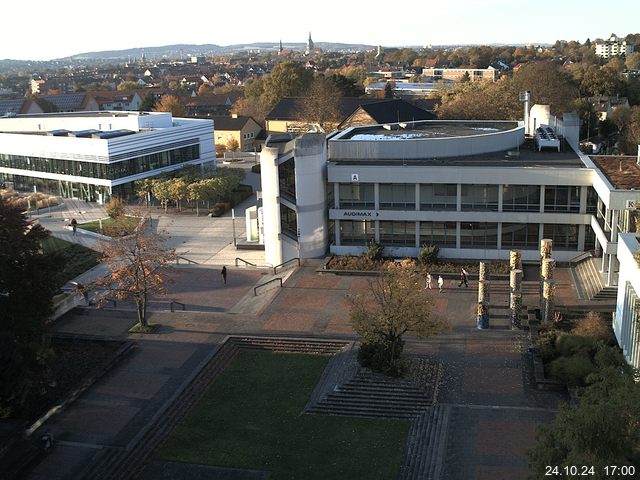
[305,32,314,55]
[279,39,283,55]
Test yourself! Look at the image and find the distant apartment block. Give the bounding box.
[421,67,498,83]
[595,34,634,58]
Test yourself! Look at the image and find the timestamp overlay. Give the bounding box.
[545,465,636,477]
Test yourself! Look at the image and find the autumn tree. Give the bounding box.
[93,222,176,329]
[260,61,313,110]
[528,366,640,477]
[301,77,342,131]
[153,94,186,117]
[0,197,57,416]
[139,92,157,112]
[226,138,240,152]
[349,261,449,376]
[117,81,139,91]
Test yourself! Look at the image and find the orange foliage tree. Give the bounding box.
[94,222,176,327]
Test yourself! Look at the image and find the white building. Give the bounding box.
[0,111,215,203]
[595,34,634,58]
[614,233,640,368]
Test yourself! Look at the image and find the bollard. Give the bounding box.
[476,301,490,329]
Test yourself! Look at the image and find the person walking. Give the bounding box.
[70,218,78,236]
[221,266,227,285]
[458,268,469,288]
[437,275,444,293]
[424,272,432,290]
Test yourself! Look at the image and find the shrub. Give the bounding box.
[358,339,405,377]
[365,241,384,262]
[572,312,613,344]
[211,202,230,217]
[418,244,439,264]
[548,352,596,387]
[105,197,125,219]
[554,334,598,358]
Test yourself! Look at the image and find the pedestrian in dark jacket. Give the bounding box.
[221,266,227,285]
[458,268,468,288]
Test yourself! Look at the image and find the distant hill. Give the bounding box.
[61,42,377,61]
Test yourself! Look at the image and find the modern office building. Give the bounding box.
[0,111,215,202]
[259,108,640,274]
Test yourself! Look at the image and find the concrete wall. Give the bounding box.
[294,133,327,259]
[614,233,640,368]
[259,145,283,267]
[329,123,524,160]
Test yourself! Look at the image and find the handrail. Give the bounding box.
[568,249,595,266]
[273,257,300,275]
[254,277,283,296]
[170,300,186,312]
[176,255,198,265]
[235,257,258,267]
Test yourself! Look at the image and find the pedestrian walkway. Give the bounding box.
[27,258,579,480]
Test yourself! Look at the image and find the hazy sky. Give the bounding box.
[3,0,639,60]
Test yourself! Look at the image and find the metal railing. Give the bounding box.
[176,255,198,265]
[235,257,259,267]
[273,257,300,275]
[568,249,596,266]
[254,277,283,296]
[170,300,186,312]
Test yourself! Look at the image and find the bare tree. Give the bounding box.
[93,220,176,328]
[301,77,342,131]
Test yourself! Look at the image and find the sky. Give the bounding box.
[2,0,639,61]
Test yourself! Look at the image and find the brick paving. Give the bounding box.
[28,259,590,480]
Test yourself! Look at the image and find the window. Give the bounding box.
[586,187,598,214]
[543,224,578,250]
[339,183,374,209]
[278,158,296,202]
[502,185,540,212]
[280,204,297,240]
[461,185,498,211]
[420,184,457,210]
[379,184,415,210]
[419,221,456,247]
[460,222,498,249]
[339,220,375,245]
[379,221,416,246]
[502,223,539,249]
[544,186,580,213]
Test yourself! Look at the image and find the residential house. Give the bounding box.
[211,114,263,152]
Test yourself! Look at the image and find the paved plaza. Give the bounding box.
[24,192,579,479]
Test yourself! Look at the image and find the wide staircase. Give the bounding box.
[572,257,617,302]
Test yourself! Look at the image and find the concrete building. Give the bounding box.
[211,114,262,152]
[421,67,498,82]
[595,34,634,58]
[0,111,214,203]
[260,133,327,266]
[258,109,640,272]
[614,233,640,368]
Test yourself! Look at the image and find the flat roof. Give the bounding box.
[591,156,640,190]
[330,138,584,168]
[341,121,519,140]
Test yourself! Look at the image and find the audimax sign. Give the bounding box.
[342,210,379,217]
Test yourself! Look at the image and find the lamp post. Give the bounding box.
[232,208,237,247]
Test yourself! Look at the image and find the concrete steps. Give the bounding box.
[306,360,441,419]
[399,404,451,480]
[572,258,617,302]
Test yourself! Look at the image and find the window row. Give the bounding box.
[0,145,200,181]
[337,183,590,213]
[337,220,580,250]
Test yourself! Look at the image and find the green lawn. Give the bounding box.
[78,216,139,234]
[157,350,410,479]
[41,237,101,288]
